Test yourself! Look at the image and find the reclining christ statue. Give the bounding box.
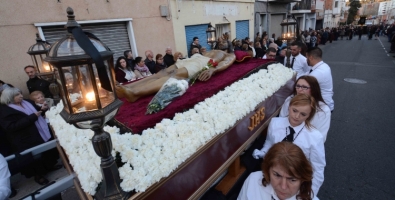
[116,50,236,102]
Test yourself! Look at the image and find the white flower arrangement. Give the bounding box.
[46,63,293,195]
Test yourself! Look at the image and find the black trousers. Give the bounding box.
[240,133,266,173]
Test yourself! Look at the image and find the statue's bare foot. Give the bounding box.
[115,84,126,98]
[115,84,139,102]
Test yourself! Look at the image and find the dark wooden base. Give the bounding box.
[215,157,246,195]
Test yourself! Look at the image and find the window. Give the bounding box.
[35,19,137,61]
[335,1,339,8]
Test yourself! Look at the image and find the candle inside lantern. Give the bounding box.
[86,92,95,101]
[43,63,50,72]
[84,91,97,110]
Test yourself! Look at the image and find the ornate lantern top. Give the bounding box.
[48,8,111,61]
[27,33,51,55]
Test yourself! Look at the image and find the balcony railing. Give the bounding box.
[292,0,312,10]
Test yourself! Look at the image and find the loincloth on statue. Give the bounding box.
[175,54,210,79]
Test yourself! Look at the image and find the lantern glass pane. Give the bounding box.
[32,54,43,73]
[31,44,46,51]
[54,69,68,111]
[92,62,115,108]
[55,38,107,57]
[77,64,98,112]
[41,61,52,73]
[206,32,216,43]
[104,109,118,124]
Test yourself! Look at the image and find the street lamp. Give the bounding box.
[44,7,129,200]
[206,23,216,46]
[27,34,60,101]
[280,15,297,68]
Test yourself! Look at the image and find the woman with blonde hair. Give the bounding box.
[239,142,313,200]
[280,75,331,141]
[252,94,325,198]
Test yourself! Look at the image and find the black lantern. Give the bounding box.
[27,34,60,101]
[206,23,216,46]
[280,15,297,68]
[27,34,53,74]
[44,7,129,200]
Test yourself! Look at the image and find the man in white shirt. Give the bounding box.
[262,47,277,59]
[306,47,335,111]
[0,154,11,200]
[284,41,309,78]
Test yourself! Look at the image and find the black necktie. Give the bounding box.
[309,69,313,73]
[291,57,296,69]
[283,126,295,142]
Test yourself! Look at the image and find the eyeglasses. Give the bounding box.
[295,85,310,90]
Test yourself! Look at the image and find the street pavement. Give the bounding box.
[317,35,395,199]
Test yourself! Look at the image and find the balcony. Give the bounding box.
[291,0,314,13]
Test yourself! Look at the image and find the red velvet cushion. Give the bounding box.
[234,51,251,62]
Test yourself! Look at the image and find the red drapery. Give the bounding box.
[114,58,273,134]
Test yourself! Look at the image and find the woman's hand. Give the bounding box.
[198,69,215,81]
[41,102,48,111]
[35,111,42,117]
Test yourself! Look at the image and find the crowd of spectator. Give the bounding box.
[0,65,63,198]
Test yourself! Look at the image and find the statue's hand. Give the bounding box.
[198,68,215,81]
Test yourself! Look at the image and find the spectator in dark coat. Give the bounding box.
[275,37,283,47]
[154,54,168,73]
[24,66,52,98]
[163,47,175,67]
[0,87,59,185]
[189,37,202,57]
[144,50,156,74]
[123,50,135,70]
[254,42,265,58]
[233,39,242,51]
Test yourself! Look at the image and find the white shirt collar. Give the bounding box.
[292,53,301,59]
[263,183,298,200]
[311,60,324,70]
[285,118,306,133]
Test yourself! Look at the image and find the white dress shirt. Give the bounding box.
[237,171,298,200]
[249,45,256,57]
[284,54,309,79]
[120,68,136,81]
[255,117,326,197]
[0,154,11,200]
[308,61,334,111]
[280,96,331,141]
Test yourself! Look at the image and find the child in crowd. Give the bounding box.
[29,91,53,123]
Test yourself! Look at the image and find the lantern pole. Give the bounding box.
[45,7,129,200]
[66,8,129,200]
